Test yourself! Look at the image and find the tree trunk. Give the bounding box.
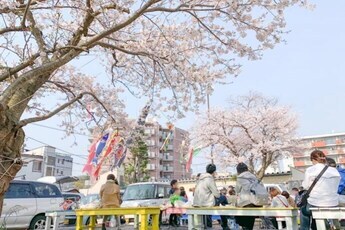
[256,168,265,181]
[0,108,25,215]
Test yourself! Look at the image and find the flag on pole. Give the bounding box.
[93,133,120,177]
[92,133,109,165]
[116,147,127,168]
[82,138,99,175]
[160,132,172,151]
[186,147,201,172]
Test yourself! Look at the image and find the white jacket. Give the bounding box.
[302,163,340,207]
[193,173,220,207]
[271,195,289,208]
[235,171,258,207]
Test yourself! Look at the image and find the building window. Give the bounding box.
[60,171,63,175]
[47,156,56,166]
[62,159,65,165]
[56,169,59,174]
[32,161,42,172]
[58,159,60,164]
[46,167,53,176]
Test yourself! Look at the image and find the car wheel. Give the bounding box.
[29,215,46,230]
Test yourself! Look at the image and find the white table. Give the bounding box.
[186,207,299,230]
[45,210,75,230]
[310,207,345,230]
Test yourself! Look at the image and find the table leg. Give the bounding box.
[134,215,139,229]
[89,215,96,230]
[140,214,148,230]
[188,214,193,230]
[285,216,298,230]
[44,216,51,230]
[151,214,159,230]
[53,216,58,230]
[315,219,327,230]
[76,215,83,230]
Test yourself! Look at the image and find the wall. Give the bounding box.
[16,156,44,180]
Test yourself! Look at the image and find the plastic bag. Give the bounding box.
[109,216,116,227]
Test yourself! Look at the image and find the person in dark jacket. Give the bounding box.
[216,188,230,230]
[169,179,179,226]
[235,162,259,230]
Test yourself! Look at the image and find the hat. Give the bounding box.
[236,162,248,175]
[206,164,216,174]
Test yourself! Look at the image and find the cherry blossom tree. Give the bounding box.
[191,93,300,179]
[0,0,307,213]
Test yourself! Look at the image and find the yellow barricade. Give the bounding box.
[75,207,161,230]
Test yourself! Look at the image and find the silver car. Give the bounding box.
[121,182,171,223]
[0,180,64,229]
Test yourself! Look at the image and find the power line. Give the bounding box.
[29,123,92,138]
[26,136,88,160]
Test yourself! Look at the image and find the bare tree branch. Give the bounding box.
[26,10,47,60]
[0,26,28,35]
[21,0,33,28]
[0,53,40,82]
[16,91,116,128]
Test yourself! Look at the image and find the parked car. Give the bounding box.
[0,180,64,229]
[121,182,171,223]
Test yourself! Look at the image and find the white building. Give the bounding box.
[265,156,294,174]
[17,146,73,181]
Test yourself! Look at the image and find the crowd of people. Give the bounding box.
[97,149,345,230]
[167,149,345,230]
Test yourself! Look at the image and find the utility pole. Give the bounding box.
[207,94,214,164]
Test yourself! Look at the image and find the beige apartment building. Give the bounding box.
[293,132,345,171]
[144,121,192,181]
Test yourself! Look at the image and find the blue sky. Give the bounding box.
[24,0,345,175]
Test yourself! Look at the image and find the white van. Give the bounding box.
[0,180,64,229]
[121,182,171,223]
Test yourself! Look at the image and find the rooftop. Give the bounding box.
[301,132,345,140]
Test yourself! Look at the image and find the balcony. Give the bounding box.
[148,152,156,158]
[147,164,155,170]
[162,155,173,161]
[294,161,306,167]
[162,166,174,172]
[311,140,326,148]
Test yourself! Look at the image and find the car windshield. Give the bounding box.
[80,194,99,205]
[122,184,156,201]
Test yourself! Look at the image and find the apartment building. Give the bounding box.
[145,121,191,181]
[17,146,73,180]
[293,132,345,171]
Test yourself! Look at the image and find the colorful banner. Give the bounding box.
[160,132,172,151]
[186,147,201,172]
[92,133,110,165]
[93,134,120,177]
[82,138,99,175]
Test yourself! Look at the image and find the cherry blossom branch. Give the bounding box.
[0,53,40,82]
[83,0,160,48]
[16,91,115,128]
